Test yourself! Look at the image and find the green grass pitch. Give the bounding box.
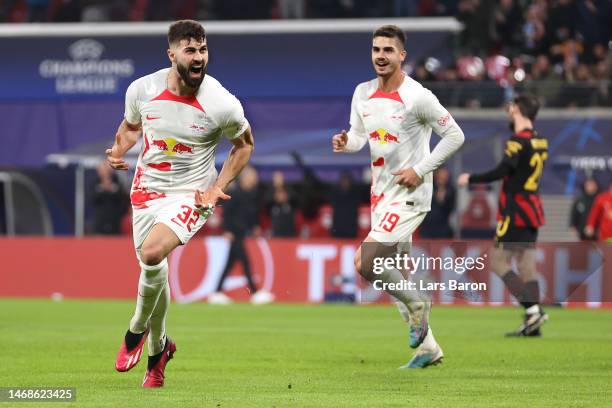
[1,299,611,407]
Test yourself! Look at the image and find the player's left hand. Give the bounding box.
[195,186,231,212]
[457,173,470,187]
[392,168,422,188]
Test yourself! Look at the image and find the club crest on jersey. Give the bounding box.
[151,137,194,156]
[369,128,399,145]
[437,113,451,126]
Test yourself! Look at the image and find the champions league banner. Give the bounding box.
[1,237,610,307]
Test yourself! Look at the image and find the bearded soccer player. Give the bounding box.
[332,25,464,368]
[106,20,254,387]
[458,93,548,337]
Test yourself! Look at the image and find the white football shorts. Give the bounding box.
[132,193,210,256]
[368,203,427,245]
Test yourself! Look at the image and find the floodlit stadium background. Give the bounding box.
[1,2,612,407]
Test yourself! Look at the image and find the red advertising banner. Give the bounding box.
[1,237,610,307]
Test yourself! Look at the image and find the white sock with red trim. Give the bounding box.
[129,258,168,334]
[147,283,169,356]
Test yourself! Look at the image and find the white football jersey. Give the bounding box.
[346,75,463,213]
[124,68,249,209]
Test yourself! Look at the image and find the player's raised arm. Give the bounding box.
[105,119,141,170]
[412,90,465,178]
[195,126,254,209]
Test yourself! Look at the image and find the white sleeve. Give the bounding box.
[412,89,464,177]
[124,81,141,125]
[222,95,250,140]
[344,86,368,152]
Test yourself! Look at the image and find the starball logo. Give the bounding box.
[38,39,134,94]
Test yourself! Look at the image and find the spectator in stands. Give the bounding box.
[279,0,305,18]
[584,179,612,242]
[53,0,81,22]
[269,186,296,237]
[328,171,365,238]
[291,151,325,223]
[570,177,599,240]
[27,0,49,22]
[209,166,274,305]
[457,0,495,56]
[521,3,547,56]
[493,0,523,56]
[420,167,456,239]
[91,161,129,235]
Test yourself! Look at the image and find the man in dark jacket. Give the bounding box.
[570,177,598,240]
[420,167,455,239]
[209,166,274,305]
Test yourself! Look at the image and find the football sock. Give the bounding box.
[129,258,168,334]
[521,280,540,309]
[148,283,169,356]
[501,270,524,302]
[147,350,163,370]
[124,329,144,351]
[376,266,425,313]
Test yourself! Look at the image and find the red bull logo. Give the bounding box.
[151,137,194,156]
[368,128,400,145]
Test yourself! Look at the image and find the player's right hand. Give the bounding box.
[584,225,595,238]
[332,130,349,152]
[106,136,128,170]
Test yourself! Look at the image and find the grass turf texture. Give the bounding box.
[1,300,611,407]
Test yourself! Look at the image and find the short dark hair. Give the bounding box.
[513,93,540,121]
[373,25,406,49]
[168,20,206,47]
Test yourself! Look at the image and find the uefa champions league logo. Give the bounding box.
[38,38,134,94]
[68,39,105,60]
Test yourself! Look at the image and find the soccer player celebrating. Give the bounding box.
[458,93,548,337]
[106,20,254,387]
[332,25,464,368]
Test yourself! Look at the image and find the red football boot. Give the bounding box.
[142,337,177,388]
[115,329,148,372]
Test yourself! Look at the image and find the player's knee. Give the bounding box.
[140,243,165,266]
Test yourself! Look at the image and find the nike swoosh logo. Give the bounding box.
[146,114,161,120]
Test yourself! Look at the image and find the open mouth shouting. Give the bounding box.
[189,64,204,79]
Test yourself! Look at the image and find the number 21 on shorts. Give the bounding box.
[172,205,200,232]
[378,212,400,232]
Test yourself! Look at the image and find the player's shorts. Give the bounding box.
[494,217,538,249]
[368,203,427,247]
[132,193,210,256]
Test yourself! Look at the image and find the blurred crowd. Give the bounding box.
[408,0,612,108]
[1,0,457,23]
[449,0,612,85]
